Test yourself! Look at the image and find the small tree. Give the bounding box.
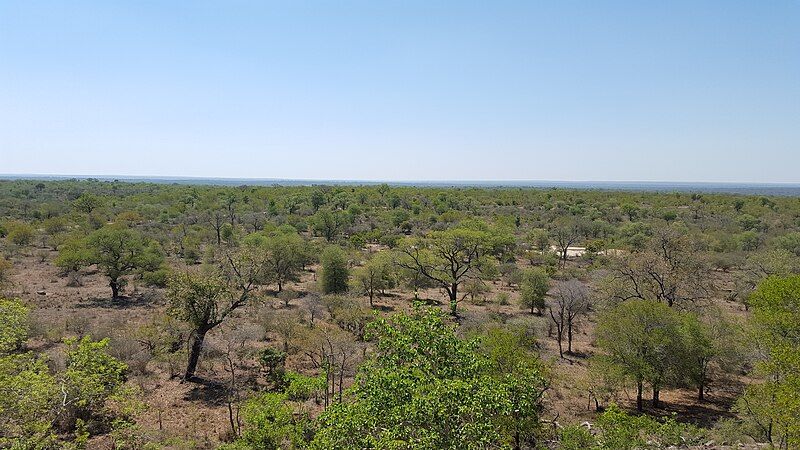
[549,218,585,265]
[594,299,682,410]
[548,279,590,356]
[352,253,394,307]
[312,209,343,242]
[520,268,549,315]
[58,225,163,300]
[167,272,230,380]
[320,246,349,294]
[6,222,35,248]
[244,230,305,292]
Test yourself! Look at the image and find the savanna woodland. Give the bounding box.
[1,178,799,449]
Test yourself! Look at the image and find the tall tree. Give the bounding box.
[605,225,711,308]
[549,279,591,356]
[397,226,493,316]
[168,244,271,380]
[320,246,349,294]
[594,299,682,410]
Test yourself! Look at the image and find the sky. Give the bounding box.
[1,1,798,183]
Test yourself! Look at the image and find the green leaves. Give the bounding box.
[310,307,548,449]
[56,224,164,298]
[63,336,128,411]
[0,298,29,354]
[737,275,800,446]
[166,272,230,328]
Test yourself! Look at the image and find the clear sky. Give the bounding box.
[1,1,798,182]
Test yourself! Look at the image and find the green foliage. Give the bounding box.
[6,221,35,247]
[57,225,164,298]
[558,424,595,450]
[589,404,702,449]
[0,353,59,447]
[63,336,128,413]
[141,267,170,287]
[166,272,230,329]
[774,231,800,257]
[594,300,682,410]
[258,347,287,383]
[310,306,548,449]
[352,252,395,305]
[229,393,310,450]
[519,268,549,314]
[319,245,349,294]
[736,275,800,447]
[72,193,104,214]
[397,225,495,315]
[284,371,326,402]
[244,230,307,291]
[0,297,29,354]
[0,334,132,448]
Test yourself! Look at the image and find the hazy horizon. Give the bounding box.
[2,1,799,182]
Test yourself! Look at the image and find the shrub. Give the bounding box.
[0,298,29,354]
[142,268,170,288]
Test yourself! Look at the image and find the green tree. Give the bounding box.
[310,307,548,449]
[312,208,343,242]
[677,311,744,402]
[352,252,395,307]
[736,275,800,447]
[594,299,682,410]
[169,244,270,380]
[0,353,59,447]
[167,272,230,380]
[397,226,494,316]
[520,268,550,315]
[244,230,306,292]
[57,225,164,299]
[559,404,702,450]
[72,193,103,214]
[320,246,349,294]
[62,336,128,423]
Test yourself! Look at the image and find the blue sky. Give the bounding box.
[1,1,798,182]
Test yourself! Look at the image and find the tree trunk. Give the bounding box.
[368,291,374,308]
[698,361,707,401]
[652,386,660,409]
[449,283,458,316]
[567,322,574,353]
[556,330,564,358]
[636,381,643,411]
[184,328,209,381]
[110,279,120,300]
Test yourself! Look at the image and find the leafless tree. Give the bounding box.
[548,279,591,357]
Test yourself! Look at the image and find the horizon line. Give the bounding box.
[2,173,800,187]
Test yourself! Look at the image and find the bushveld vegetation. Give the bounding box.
[1,178,799,449]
